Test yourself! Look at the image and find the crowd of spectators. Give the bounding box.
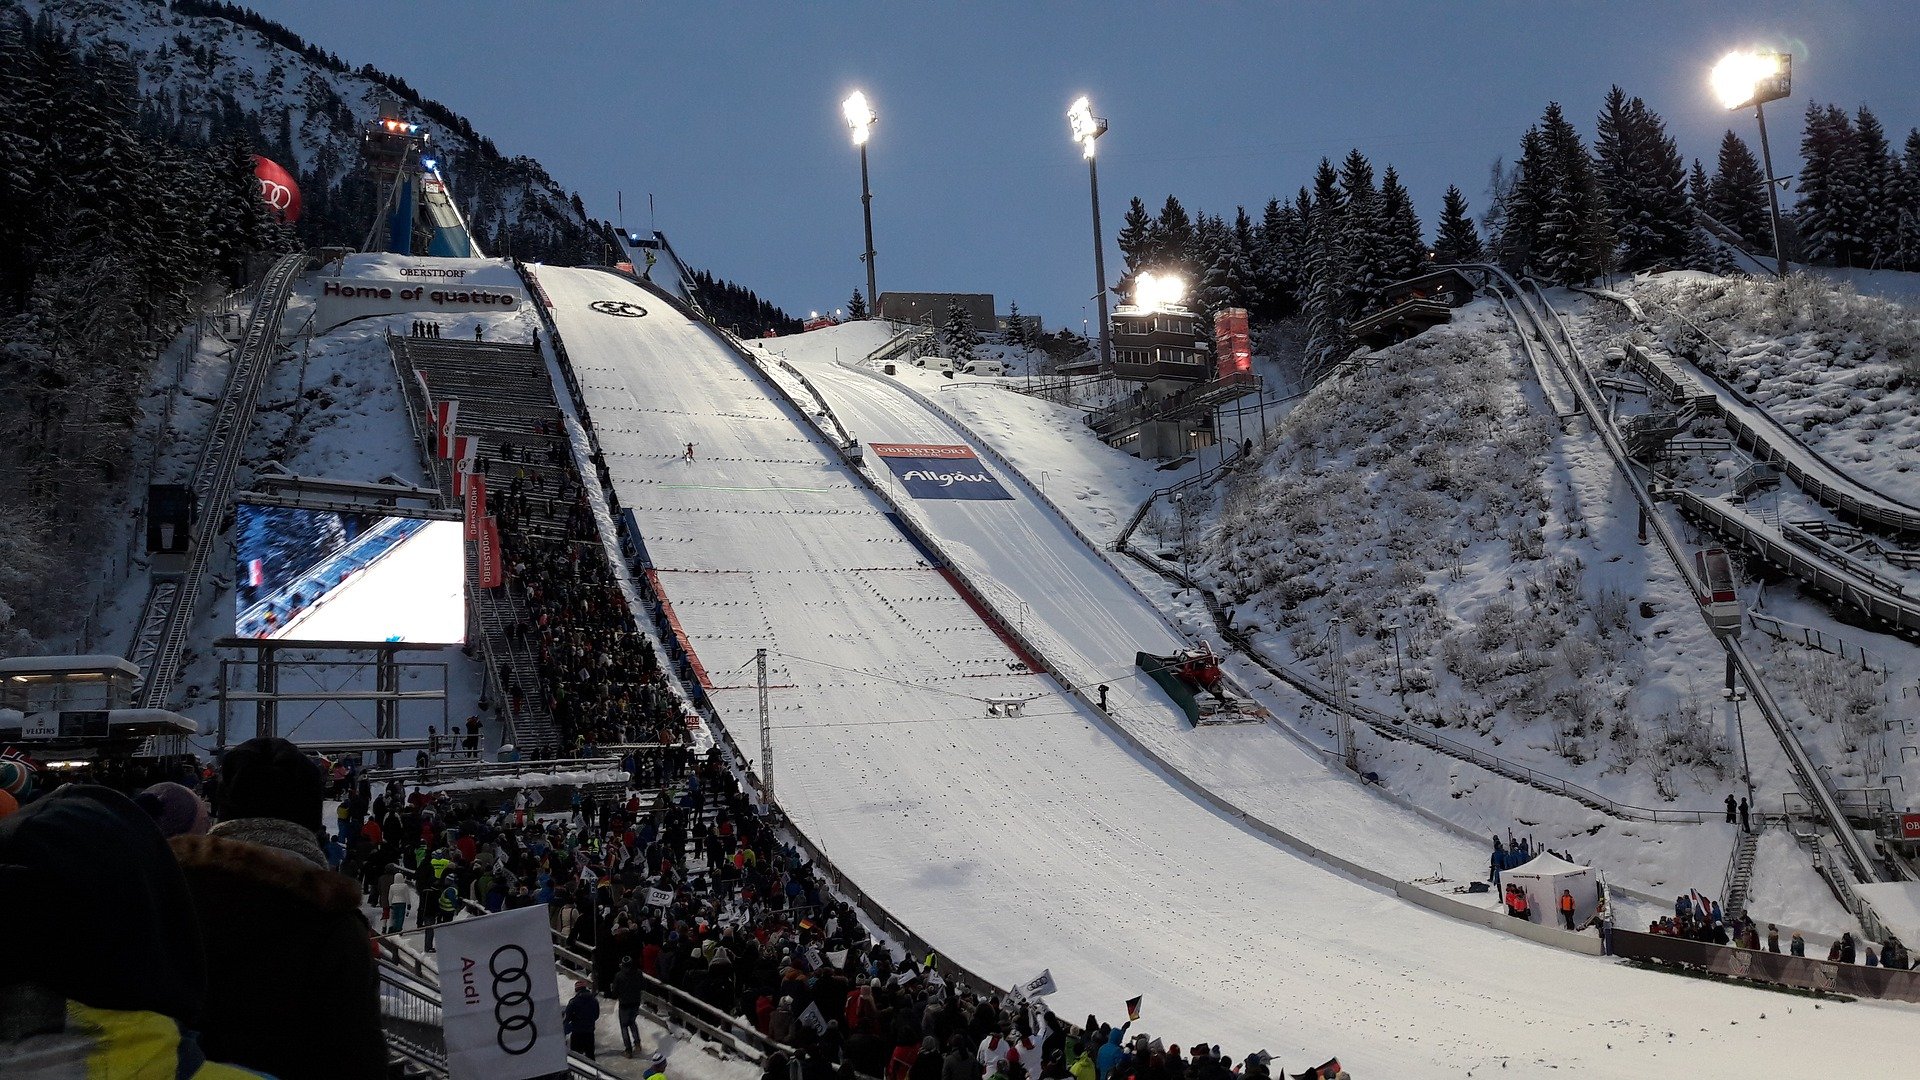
[489,450,694,760]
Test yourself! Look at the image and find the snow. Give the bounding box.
[530,267,1920,1077]
[1857,882,1920,949]
[1743,827,1860,943]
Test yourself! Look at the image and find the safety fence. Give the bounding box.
[1611,929,1920,1002]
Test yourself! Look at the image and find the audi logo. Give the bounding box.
[490,945,537,1055]
[258,178,294,211]
[589,299,648,318]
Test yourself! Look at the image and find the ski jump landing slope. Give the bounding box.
[786,354,1490,882]
[534,268,1914,1078]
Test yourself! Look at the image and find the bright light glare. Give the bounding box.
[1068,95,1103,159]
[1133,271,1185,310]
[1711,50,1780,110]
[843,91,876,145]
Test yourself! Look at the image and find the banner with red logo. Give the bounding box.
[464,473,488,541]
[1902,813,1920,841]
[435,400,459,459]
[477,515,503,589]
[451,436,478,496]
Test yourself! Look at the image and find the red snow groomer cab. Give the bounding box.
[1136,641,1266,726]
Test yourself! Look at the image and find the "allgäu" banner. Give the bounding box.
[870,443,1013,501]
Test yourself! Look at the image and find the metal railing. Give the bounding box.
[133,250,308,710]
[1473,266,1881,885]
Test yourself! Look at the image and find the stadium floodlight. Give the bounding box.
[1068,95,1113,369]
[1711,50,1792,278]
[1132,271,1186,312]
[843,91,879,317]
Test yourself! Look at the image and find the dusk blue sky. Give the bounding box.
[249,1,1919,331]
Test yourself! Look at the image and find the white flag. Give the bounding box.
[434,906,565,1080]
[1018,968,1056,998]
[797,1001,828,1034]
[646,886,674,908]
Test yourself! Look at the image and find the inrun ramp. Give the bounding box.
[532,266,1914,1078]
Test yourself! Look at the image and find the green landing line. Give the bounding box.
[652,483,840,494]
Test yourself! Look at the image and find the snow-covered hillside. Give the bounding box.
[17,0,613,261]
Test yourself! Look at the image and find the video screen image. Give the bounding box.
[234,503,465,644]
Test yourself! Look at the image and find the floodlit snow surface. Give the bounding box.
[271,520,465,644]
[533,270,1920,1077]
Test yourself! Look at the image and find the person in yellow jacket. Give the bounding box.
[645,1049,670,1080]
[1069,1044,1098,1080]
[0,787,275,1079]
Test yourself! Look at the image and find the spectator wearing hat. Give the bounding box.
[565,979,601,1058]
[134,781,211,838]
[171,737,385,1080]
[614,955,646,1057]
[646,1050,670,1080]
[0,786,273,1078]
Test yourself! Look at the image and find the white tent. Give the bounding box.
[1502,852,1600,930]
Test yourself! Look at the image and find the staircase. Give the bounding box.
[1723,824,1761,923]
[389,335,570,755]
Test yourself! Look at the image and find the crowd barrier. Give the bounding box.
[1612,929,1920,1002]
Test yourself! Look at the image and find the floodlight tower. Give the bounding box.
[844,91,879,316]
[1068,97,1113,369]
[1711,50,1793,278]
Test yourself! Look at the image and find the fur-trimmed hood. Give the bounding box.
[171,833,363,914]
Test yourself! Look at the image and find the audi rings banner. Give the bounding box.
[434,907,566,1080]
[869,443,1014,501]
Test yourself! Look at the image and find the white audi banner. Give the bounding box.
[433,906,567,1080]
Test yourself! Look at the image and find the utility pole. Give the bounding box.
[757,647,773,802]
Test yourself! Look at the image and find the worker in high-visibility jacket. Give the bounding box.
[1559,889,1576,931]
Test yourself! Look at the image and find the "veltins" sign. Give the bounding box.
[871,443,1013,501]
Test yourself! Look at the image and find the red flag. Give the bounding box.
[434,400,459,459]
[464,473,488,541]
[248,558,264,588]
[477,515,503,588]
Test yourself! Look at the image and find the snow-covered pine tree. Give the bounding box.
[1896,129,1920,271]
[1004,300,1027,349]
[1301,158,1352,378]
[1707,131,1770,252]
[1252,196,1303,320]
[1433,185,1484,264]
[1853,106,1901,269]
[1376,166,1428,284]
[1494,129,1550,274]
[1534,102,1612,283]
[942,300,981,362]
[1592,87,1691,272]
[847,289,869,320]
[1336,148,1384,319]
[1797,102,1868,267]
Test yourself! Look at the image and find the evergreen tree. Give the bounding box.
[1896,129,1920,271]
[1117,196,1157,275]
[1592,87,1691,272]
[1688,159,1712,211]
[1540,102,1613,282]
[1301,158,1351,376]
[1376,166,1428,283]
[1433,185,1484,264]
[1706,130,1770,251]
[1493,130,1549,273]
[1153,195,1197,281]
[847,288,868,320]
[1853,106,1901,268]
[1251,195,1304,320]
[942,299,981,362]
[1337,148,1384,318]
[1797,102,1867,266]
[1004,301,1028,349]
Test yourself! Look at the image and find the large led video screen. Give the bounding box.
[235,503,466,644]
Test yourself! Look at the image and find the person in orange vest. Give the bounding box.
[1559,889,1576,930]
[1512,887,1530,921]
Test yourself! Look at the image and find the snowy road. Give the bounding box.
[535,269,1918,1077]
